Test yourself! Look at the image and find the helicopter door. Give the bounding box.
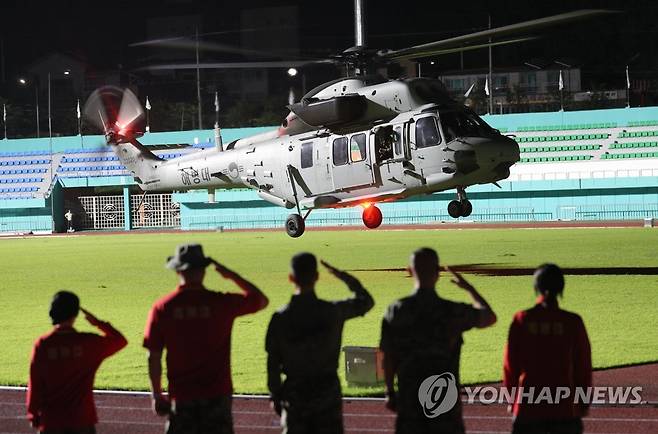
[331,132,374,191]
[410,115,443,177]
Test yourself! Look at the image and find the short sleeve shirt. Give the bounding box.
[143,286,263,402]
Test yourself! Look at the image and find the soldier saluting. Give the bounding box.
[266,252,374,434]
[380,247,496,434]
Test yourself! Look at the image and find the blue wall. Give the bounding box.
[2,108,658,232]
[173,177,658,230]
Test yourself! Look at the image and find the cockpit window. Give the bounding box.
[440,109,494,142]
[415,117,441,148]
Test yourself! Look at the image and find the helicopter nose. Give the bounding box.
[487,135,520,180]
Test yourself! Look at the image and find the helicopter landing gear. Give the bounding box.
[362,204,383,229]
[285,209,312,238]
[447,187,473,218]
[286,214,305,238]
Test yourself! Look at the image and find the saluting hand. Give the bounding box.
[321,260,359,285]
[80,307,104,327]
[445,266,475,292]
[210,258,235,279]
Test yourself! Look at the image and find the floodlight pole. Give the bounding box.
[195,27,203,130]
[48,73,55,231]
[35,85,40,138]
[488,14,493,115]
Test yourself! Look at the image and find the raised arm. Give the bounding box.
[211,259,269,313]
[321,260,374,320]
[446,267,496,328]
[81,308,128,357]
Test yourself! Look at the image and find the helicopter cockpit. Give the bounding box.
[438,108,498,143]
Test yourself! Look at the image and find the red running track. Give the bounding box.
[2,364,657,434]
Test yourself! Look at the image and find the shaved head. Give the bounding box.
[410,247,440,285]
[290,252,318,288]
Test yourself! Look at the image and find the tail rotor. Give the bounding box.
[84,86,145,144]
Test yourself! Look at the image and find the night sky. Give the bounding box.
[1,0,657,82]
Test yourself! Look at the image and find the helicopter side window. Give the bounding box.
[301,142,313,169]
[350,133,367,162]
[415,117,441,148]
[333,137,348,166]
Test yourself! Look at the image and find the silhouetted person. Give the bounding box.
[27,291,127,434]
[504,264,592,434]
[380,247,497,434]
[144,244,268,434]
[266,252,374,434]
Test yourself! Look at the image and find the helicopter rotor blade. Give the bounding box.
[131,37,310,60]
[381,9,616,61]
[137,59,335,72]
[116,89,145,134]
[390,36,539,60]
[83,86,144,136]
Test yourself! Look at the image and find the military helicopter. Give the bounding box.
[84,8,610,237]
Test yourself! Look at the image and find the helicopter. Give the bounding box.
[84,8,611,237]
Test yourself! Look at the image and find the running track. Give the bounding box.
[2,364,656,434]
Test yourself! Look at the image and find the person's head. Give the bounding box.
[533,263,565,299]
[289,252,318,291]
[409,247,440,288]
[166,244,211,285]
[49,291,80,326]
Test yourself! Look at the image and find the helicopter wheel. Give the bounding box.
[460,200,473,217]
[362,205,383,229]
[447,200,463,219]
[285,214,305,238]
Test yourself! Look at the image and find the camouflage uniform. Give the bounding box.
[165,395,233,434]
[266,285,374,434]
[380,287,480,434]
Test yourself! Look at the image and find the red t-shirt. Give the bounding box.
[26,323,127,430]
[143,284,264,402]
[503,296,592,420]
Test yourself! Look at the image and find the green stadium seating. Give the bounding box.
[601,151,658,159]
[519,144,601,154]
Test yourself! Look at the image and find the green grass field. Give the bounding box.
[1,227,657,395]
